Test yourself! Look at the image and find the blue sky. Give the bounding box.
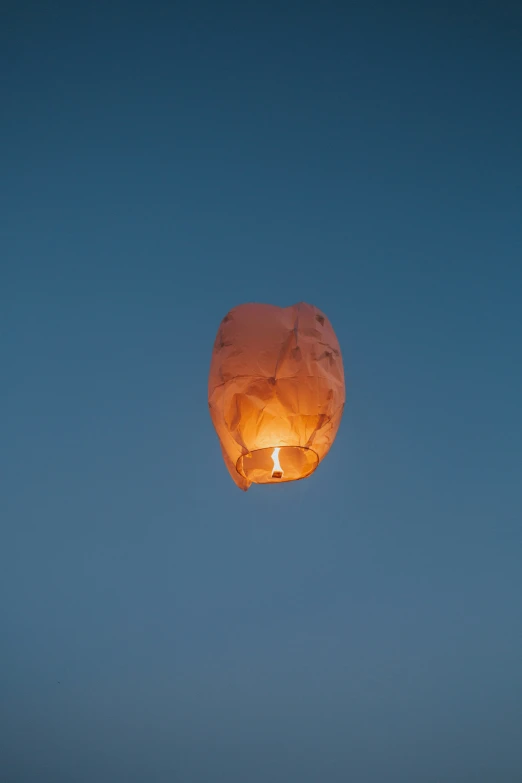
[2,2,521,781]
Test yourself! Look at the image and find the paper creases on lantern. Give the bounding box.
[208,302,345,490]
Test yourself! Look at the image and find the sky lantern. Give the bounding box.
[208,302,345,490]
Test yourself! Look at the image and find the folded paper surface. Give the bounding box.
[208,302,345,490]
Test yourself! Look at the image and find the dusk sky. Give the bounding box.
[2,2,522,781]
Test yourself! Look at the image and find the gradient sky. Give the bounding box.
[2,2,522,781]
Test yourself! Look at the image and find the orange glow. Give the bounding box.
[271,447,284,479]
[208,302,345,490]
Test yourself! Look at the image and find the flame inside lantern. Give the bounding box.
[271,447,284,479]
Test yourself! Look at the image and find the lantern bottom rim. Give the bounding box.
[236,446,319,484]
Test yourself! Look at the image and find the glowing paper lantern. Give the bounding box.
[208,302,345,490]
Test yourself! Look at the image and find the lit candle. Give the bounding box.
[271,447,284,479]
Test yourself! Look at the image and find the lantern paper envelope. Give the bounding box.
[208,302,345,490]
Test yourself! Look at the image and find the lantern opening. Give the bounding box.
[271,448,284,479]
[237,446,319,485]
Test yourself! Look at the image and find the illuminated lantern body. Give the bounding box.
[208,302,345,490]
